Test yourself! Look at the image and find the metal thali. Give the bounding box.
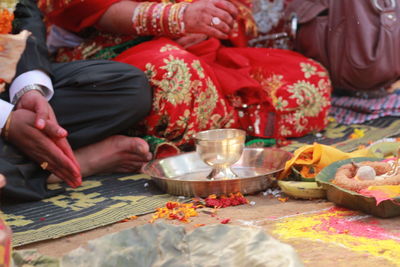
[143,147,292,197]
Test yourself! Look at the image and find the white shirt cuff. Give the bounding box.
[9,70,54,103]
[0,100,14,135]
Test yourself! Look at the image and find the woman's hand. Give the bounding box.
[175,33,208,48]
[184,0,238,39]
[7,109,82,188]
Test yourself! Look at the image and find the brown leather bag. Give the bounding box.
[287,0,400,98]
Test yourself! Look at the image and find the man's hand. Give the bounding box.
[16,90,66,136]
[15,90,80,169]
[184,0,238,39]
[9,108,82,188]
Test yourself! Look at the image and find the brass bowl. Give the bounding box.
[143,147,292,197]
[194,129,246,180]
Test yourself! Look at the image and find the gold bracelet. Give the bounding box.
[3,112,12,141]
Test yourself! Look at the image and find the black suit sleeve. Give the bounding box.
[12,0,52,77]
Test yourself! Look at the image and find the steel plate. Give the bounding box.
[143,147,292,197]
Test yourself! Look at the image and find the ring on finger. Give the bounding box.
[211,17,221,27]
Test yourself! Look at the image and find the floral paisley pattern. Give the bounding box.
[124,40,237,146]
[38,0,332,152]
[149,55,192,107]
[300,62,317,79]
[160,44,180,52]
[288,80,329,117]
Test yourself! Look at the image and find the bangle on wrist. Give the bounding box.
[3,112,13,141]
[132,2,189,37]
[12,84,46,105]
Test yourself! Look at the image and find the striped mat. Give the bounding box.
[330,91,400,125]
[2,116,400,247]
[0,174,183,247]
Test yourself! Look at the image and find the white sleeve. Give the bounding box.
[0,99,14,134]
[9,70,54,103]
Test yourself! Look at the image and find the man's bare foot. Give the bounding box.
[47,135,152,183]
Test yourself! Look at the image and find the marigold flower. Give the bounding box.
[150,202,199,223]
[0,9,14,34]
[278,197,289,202]
[118,215,138,223]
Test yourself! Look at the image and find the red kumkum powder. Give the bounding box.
[204,193,248,208]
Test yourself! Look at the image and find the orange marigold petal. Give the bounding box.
[0,9,14,34]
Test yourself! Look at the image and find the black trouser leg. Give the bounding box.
[0,60,152,202]
[50,60,152,149]
[0,138,54,202]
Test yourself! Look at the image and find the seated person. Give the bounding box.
[0,0,152,202]
[39,0,332,156]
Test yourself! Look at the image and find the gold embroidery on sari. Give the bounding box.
[160,44,180,52]
[146,55,192,109]
[81,42,103,60]
[263,73,284,107]
[194,77,219,129]
[279,121,293,137]
[288,80,329,118]
[300,62,317,79]
[277,78,330,135]
[176,109,190,127]
[250,68,283,106]
[144,63,156,80]
[144,55,231,145]
[192,60,205,79]
[275,96,289,111]
[216,95,236,128]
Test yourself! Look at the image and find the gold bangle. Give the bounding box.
[178,3,189,34]
[159,3,167,34]
[132,2,186,37]
[3,112,12,141]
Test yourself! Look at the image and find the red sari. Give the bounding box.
[39,0,331,154]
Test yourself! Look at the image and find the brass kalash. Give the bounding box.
[143,129,292,197]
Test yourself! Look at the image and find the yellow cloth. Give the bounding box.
[365,185,400,198]
[279,143,371,179]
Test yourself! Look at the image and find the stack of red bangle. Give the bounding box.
[132,2,189,37]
